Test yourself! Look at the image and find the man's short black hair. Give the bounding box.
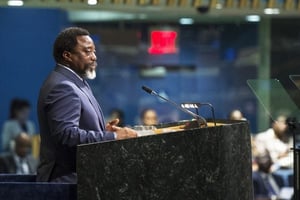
[53,27,90,63]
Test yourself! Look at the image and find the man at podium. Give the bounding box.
[37,27,137,183]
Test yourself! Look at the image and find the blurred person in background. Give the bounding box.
[140,108,158,126]
[0,133,37,174]
[107,108,125,127]
[228,109,246,121]
[1,98,36,152]
[253,152,285,200]
[255,115,293,170]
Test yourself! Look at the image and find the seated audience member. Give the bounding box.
[228,109,246,121]
[140,108,158,126]
[0,133,37,174]
[107,108,125,127]
[253,152,285,200]
[255,115,293,170]
[1,98,36,152]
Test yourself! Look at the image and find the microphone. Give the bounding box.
[141,86,207,127]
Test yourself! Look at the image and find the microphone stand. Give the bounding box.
[142,86,207,127]
[201,103,217,127]
[181,102,216,127]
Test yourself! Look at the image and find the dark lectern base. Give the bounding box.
[77,120,253,200]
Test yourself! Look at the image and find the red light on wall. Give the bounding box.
[148,30,178,54]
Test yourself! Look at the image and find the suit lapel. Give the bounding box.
[25,157,35,174]
[82,80,106,129]
[54,65,105,130]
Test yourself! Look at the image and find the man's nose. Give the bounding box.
[91,52,97,60]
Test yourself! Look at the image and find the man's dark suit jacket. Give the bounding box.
[37,65,115,183]
[0,153,37,174]
[252,171,285,199]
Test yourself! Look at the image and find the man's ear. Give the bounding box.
[62,51,72,62]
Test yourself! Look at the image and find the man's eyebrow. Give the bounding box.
[83,46,95,50]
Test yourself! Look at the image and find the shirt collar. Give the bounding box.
[13,153,23,163]
[57,63,83,81]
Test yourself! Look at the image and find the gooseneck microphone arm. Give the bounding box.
[141,86,207,127]
[200,103,216,127]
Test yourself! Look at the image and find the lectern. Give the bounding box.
[77,120,253,200]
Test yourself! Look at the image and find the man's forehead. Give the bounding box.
[76,35,95,47]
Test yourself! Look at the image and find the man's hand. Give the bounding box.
[106,118,120,132]
[114,127,137,140]
[106,118,137,140]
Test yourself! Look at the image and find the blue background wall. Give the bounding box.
[0,8,70,138]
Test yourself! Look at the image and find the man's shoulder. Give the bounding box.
[40,69,79,94]
[43,68,69,85]
[0,153,14,162]
[252,171,264,183]
[255,128,274,140]
[2,120,19,128]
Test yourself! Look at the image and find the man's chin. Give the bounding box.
[84,69,96,80]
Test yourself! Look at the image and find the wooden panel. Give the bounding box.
[284,0,294,10]
[31,134,40,159]
[209,0,217,7]
[267,0,276,8]
[192,0,201,7]
[178,0,188,6]
[225,0,234,8]
[251,0,260,9]
[166,0,176,6]
[238,0,248,8]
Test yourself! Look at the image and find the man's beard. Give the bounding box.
[84,67,96,80]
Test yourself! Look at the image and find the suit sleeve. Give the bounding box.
[44,83,114,147]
